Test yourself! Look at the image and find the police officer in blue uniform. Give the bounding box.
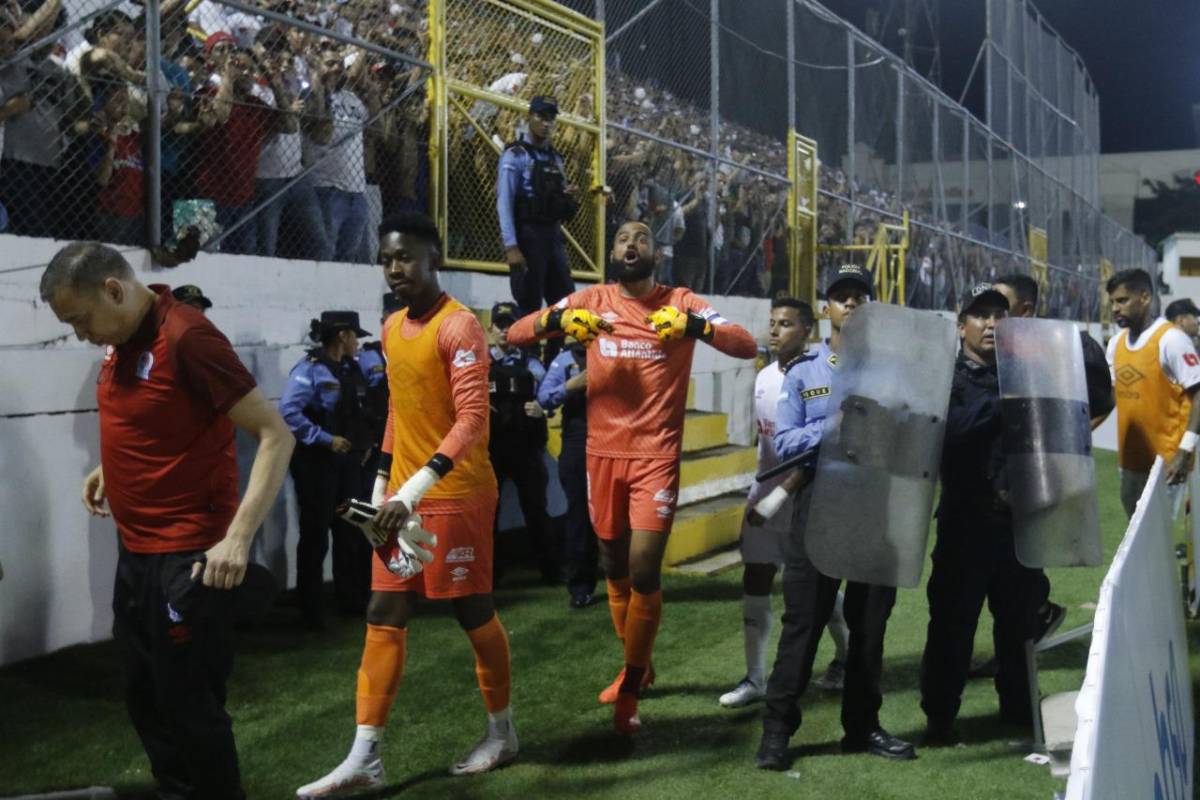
[539,336,595,607]
[497,95,580,322]
[280,311,379,629]
[488,301,559,584]
[920,284,1040,745]
[756,265,915,770]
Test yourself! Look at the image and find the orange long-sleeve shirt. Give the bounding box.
[508,283,757,459]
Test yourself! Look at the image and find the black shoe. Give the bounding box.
[967,658,999,679]
[841,728,917,760]
[754,731,791,770]
[570,592,594,609]
[1034,601,1067,643]
[922,720,961,748]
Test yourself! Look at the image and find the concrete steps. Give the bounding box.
[542,373,755,566]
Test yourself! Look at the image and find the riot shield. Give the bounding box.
[996,318,1102,568]
[806,303,957,588]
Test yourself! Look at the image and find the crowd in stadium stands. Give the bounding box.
[0,0,1094,315]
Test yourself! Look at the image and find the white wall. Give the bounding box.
[0,237,766,665]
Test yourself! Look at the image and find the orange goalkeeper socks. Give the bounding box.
[607,577,632,641]
[620,589,663,696]
[355,624,407,727]
[466,614,512,713]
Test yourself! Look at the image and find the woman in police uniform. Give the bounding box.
[279,311,377,629]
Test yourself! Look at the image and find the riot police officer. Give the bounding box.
[279,311,379,629]
[920,284,1041,744]
[538,335,595,607]
[496,95,580,319]
[488,301,558,584]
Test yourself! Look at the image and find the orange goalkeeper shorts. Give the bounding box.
[586,454,680,540]
[371,494,497,599]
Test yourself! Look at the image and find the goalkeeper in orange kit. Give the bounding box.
[507,221,757,733]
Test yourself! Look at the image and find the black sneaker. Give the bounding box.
[1034,602,1067,643]
[841,728,917,760]
[569,593,594,609]
[754,731,791,770]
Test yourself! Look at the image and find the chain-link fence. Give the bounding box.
[596,0,1155,317]
[0,0,1156,320]
[429,0,603,279]
[0,0,430,261]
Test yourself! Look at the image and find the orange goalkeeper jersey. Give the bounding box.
[507,283,757,459]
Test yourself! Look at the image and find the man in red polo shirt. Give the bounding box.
[40,242,295,800]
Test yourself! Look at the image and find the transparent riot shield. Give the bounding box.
[806,303,958,588]
[996,318,1102,568]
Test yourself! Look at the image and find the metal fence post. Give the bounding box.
[145,0,162,247]
[846,30,855,245]
[708,0,719,294]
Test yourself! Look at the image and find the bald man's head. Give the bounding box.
[610,221,659,283]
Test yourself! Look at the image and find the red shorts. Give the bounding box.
[371,494,497,599]
[586,454,680,540]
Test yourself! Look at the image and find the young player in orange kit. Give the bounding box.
[297,213,513,797]
[507,220,757,733]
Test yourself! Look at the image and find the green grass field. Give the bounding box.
[3,448,1200,799]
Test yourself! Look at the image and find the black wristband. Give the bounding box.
[427,453,455,477]
[545,307,564,332]
[684,312,709,339]
[376,452,393,479]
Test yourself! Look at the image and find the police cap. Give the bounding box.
[172,284,212,309]
[960,283,1010,316]
[528,95,559,117]
[825,263,873,300]
[491,301,519,326]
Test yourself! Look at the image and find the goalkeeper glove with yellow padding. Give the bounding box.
[541,306,613,344]
[645,306,712,342]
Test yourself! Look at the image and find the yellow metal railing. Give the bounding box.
[819,211,910,306]
[788,130,819,307]
[1028,225,1049,316]
[427,0,605,281]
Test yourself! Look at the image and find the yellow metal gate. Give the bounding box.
[428,0,605,280]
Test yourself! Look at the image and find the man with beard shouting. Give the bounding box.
[506,220,757,734]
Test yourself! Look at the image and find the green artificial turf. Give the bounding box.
[3,449,1199,799]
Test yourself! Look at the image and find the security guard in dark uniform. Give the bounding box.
[538,336,596,607]
[279,311,379,628]
[920,284,1040,744]
[357,293,405,458]
[488,301,559,584]
[496,95,580,321]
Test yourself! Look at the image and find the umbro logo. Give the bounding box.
[445,547,475,563]
[1115,364,1144,387]
[450,566,470,582]
[452,348,477,368]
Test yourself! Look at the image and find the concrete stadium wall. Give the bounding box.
[0,237,767,665]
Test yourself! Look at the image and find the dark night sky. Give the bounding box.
[822,0,1200,154]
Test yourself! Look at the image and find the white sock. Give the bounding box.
[743,594,773,687]
[350,725,382,761]
[487,707,513,737]
[828,590,850,663]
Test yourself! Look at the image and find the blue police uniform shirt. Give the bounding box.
[773,340,837,463]
[496,134,567,249]
[279,353,378,447]
[356,346,386,389]
[538,348,582,410]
